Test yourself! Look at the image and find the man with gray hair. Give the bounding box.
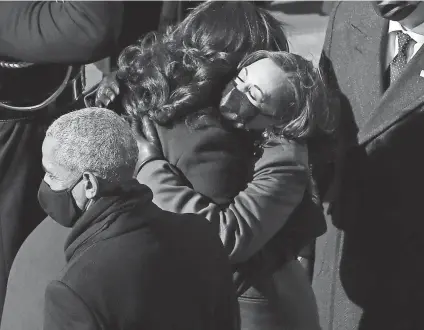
[35,108,239,330]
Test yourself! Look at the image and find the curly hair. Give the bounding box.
[237,50,335,142]
[117,1,289,127]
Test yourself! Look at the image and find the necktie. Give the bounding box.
[390,31,415,84]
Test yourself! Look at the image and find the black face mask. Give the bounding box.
[38,177,84,228]
[220,81,260,128]
[372,1,420,21]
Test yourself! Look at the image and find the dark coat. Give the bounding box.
[313,2,424,329]
[43,181,239,330]
[154,117,255,204]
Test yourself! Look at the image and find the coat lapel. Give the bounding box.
[359,43,424,145]
[346,12,388,134]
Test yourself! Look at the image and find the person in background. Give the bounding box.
[36,108,239,330]
[313,2,424,329]
[0,1,123,320]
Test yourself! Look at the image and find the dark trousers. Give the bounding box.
[0,110,53,319]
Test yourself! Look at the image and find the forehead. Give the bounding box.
[242,58,287,95]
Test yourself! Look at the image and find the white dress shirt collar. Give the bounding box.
[389,20,424,45]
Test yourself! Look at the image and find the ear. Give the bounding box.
[82,172,99,200]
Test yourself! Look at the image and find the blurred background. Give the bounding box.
[86,1,332,87]
[269,1,331,64]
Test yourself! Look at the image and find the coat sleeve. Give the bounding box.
[0,1,123,64]
[44,281,99,330]
[137,140,309,263]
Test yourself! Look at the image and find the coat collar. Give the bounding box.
[359,41,424,145]
[64,180,153,261]
[347,6,424,145]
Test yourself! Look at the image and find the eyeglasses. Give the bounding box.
[234,68,266,104]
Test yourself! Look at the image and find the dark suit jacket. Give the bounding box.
[43,181,239,330]
[313,2,424,329]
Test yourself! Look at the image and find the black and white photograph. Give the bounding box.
[0,1,422,330]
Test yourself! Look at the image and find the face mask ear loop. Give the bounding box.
[69,175,83,192]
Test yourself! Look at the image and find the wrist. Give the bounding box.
[134,155,163,176]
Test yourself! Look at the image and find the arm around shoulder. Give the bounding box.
[137,139,309,263]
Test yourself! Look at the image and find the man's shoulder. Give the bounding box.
[57,213,230,302]
[61,212,224,281]
[56,234,164,304]
[326,1,378,40]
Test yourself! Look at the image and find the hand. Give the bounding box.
[130,116,164,175]
[95,71,120,108]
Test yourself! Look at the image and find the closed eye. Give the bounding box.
[248,86,264,103]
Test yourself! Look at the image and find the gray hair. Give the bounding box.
[46,108,138,183]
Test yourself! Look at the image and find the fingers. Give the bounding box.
[95,87,118,107]
[109,79,120,95]
[130,116,146,142]
[141,116,160,146]
[94,74,120,108]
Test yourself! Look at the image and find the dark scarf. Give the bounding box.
[64,179,153,262]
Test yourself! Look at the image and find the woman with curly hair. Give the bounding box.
[113,1,290,204]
